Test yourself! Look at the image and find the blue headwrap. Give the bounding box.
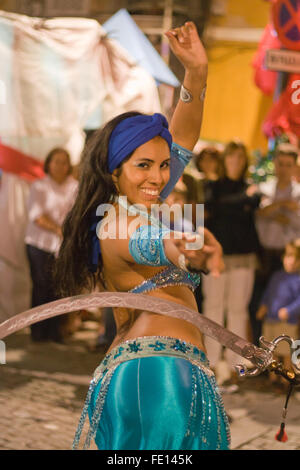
[89,112,173,273]
[108,113,172,173]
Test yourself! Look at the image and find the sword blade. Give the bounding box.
[0,292,268,366]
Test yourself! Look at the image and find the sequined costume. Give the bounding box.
[74,132,231,450]
[73,262,230,450]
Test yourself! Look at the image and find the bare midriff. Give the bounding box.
[105,282,206,355]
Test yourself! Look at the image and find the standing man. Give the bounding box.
[256,144,300,271]
[250,144,300,345]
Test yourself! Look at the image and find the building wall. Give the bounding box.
[202,0,272,152]
[210,0,270,28]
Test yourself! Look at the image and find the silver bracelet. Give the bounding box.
[200,84,207,101]
[180,84,207,103]
[180,85,193,103]
[178,253,209,275]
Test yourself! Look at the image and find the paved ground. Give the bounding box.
[0,321,300,451]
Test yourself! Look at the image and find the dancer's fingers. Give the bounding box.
[168,27,186,44]
[181,23,189,39]
[185,21,197,33]
[175,27,186,44]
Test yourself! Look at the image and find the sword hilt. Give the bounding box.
[235,335,300,382]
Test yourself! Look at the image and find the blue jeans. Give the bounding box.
[26,244,62,341]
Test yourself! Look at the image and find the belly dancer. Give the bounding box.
[55,22,231,450]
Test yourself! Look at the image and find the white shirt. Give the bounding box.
[25,175,78,254]
[256,178,300,249]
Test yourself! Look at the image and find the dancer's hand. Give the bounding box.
[167,22,207,150]
[184,228,224,277]
[166,228,224,277]
[165,22,208,74]
[201,228,224,277]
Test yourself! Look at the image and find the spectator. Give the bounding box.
[203,141,261,378]
[256,144,300,276]
[25,148,78,342]
[250,145,300,346]
[195,147,222,182]
[182,147,221,206]
[256,239,300,383]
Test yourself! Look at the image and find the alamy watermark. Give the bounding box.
[291,80,300,105]
[96,196,204,250]
[0,340,6,364]
[0,80,6,105]
[291,340,300,369]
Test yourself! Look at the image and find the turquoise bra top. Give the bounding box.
[129,265,201,294]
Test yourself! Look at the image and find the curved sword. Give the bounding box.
[0,292,275,374]
[1,292,300,381]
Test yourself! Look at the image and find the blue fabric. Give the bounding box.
[108,113,172,173]
[103,9,180,88]
[260,269,300,324]
[128,225,172,267]
[88,356,230,450]
[160,143,194,200]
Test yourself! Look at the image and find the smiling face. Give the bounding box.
[112,136,170,208]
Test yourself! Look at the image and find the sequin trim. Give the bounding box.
[129,265,200,294]
[171,143,193,166]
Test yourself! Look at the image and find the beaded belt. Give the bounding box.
[93,336,212,383]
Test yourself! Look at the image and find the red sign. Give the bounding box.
[263,73,300,137]
[272,0,300,51]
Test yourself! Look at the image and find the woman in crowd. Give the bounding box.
[25,147,78,342]
[203,141,261,379]
[55,22,230,450]
[196,147,221,181]
[182,146,221,207]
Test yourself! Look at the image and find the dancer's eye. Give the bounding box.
[136,162,149,168]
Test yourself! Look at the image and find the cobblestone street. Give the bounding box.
[0,323,300,451]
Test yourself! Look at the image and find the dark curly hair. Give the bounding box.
[53,111,143,298]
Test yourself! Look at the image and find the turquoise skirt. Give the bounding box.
[73,336,230,450]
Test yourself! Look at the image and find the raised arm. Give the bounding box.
[165,22,208,150]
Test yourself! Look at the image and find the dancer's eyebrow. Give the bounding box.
[135,157,171,162]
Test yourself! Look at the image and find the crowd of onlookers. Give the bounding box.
[181,140,300,385]
[24,140,300,387]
